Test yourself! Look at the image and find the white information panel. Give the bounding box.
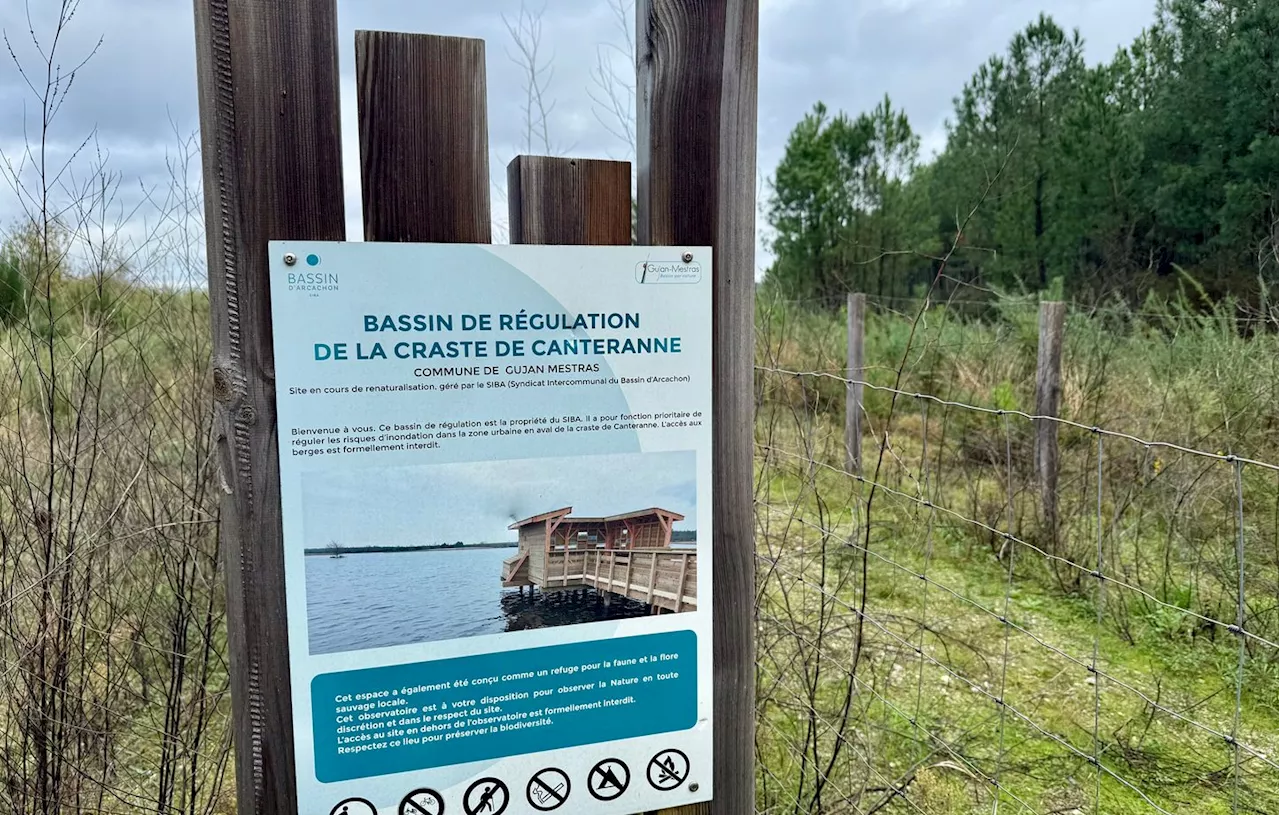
[268,242,713,815]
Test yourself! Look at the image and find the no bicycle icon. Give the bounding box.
[399,788,445,815]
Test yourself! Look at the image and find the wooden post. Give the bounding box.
[507,156,631,245]
[193,1,346,811]
[356,31,490,243]
[845,292,865,475]
[1035,301,1066,547]
[637,0,758,811]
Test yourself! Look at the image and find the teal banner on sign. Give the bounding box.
[311,630,697,783]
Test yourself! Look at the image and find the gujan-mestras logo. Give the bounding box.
[635,260,702,284]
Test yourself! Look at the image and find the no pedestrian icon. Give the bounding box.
[587,758,630,801]
[330,798,378,815]
[525,767,571,811]
[399,788,445,815]
[647,749,691,791]
[463,777,509,815]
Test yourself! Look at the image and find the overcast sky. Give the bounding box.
[302,450,696,547]
[0,0,1156,273]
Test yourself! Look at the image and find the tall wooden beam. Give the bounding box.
[637,0,759,812]
[192,1,347,812]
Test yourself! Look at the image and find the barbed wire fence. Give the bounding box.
[751,290,1279,814]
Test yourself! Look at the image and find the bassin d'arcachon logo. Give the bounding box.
[286,253,338,293]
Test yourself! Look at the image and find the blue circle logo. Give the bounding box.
[305,253,321,267]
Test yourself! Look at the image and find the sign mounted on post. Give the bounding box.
[268,242,713,814]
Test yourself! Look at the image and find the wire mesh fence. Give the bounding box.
[752,292,1279,814]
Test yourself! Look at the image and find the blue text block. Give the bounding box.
[311,630,697,782]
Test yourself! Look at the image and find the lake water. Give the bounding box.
[305,548,651,655]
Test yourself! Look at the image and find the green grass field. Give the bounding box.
[752,293,1278,813]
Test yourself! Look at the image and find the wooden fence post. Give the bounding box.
[192,1,347,812]
[846,292,865,475]
[1035,301,1066,546]
[637,0,759,812]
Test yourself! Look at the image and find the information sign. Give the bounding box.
[269,242,713,813]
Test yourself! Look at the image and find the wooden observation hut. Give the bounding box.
[501,506,697,612]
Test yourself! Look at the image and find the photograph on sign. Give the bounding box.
[269,242,713,814]
[302,450,697,653]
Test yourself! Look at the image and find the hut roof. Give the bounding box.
[508,506,685,530]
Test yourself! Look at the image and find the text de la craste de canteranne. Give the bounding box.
[311,310,686,362]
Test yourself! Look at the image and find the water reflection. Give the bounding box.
[500,587,650,632]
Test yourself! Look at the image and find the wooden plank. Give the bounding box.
[356,31,490,242]
[846,292,865,474]
[647,552,658,603]
[507,156,631,244]
[1034,301,1066,548]
[193,1,347,812]
[637,0,758,809]
[674,553,690,613]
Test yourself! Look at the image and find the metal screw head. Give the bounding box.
[689,782,700,793]
[283,252,297,266]
[682,251,694,263]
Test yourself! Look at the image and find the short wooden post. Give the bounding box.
[638,0,758,809]
[193,1,347,811]
[1035,301,1066,546]
[507,156,631,245]
[356,31,490,243]
[845,292,865,475]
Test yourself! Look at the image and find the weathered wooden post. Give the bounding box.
[193,2,346,811]
[1035,301,1066,546]
[845,292,865,475]
[637,1,759,813]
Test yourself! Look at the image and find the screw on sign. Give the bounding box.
[330,798,378,815]
[399,788,445,815]
[646,749,691,791]
[587,758,630,802]
[462,777,509,815]
[525,767,571,812]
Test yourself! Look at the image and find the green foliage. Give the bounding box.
[765,1,1279,305]
[0,247,26,326]
[766,97,932,305]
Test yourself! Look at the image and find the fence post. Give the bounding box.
[846,292,865,475]
[192,1,347,811]
[1035,301,1066,546]
[637,0,759,812]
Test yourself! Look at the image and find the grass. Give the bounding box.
[753,291,1278,814]
[0,274,1275,814]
